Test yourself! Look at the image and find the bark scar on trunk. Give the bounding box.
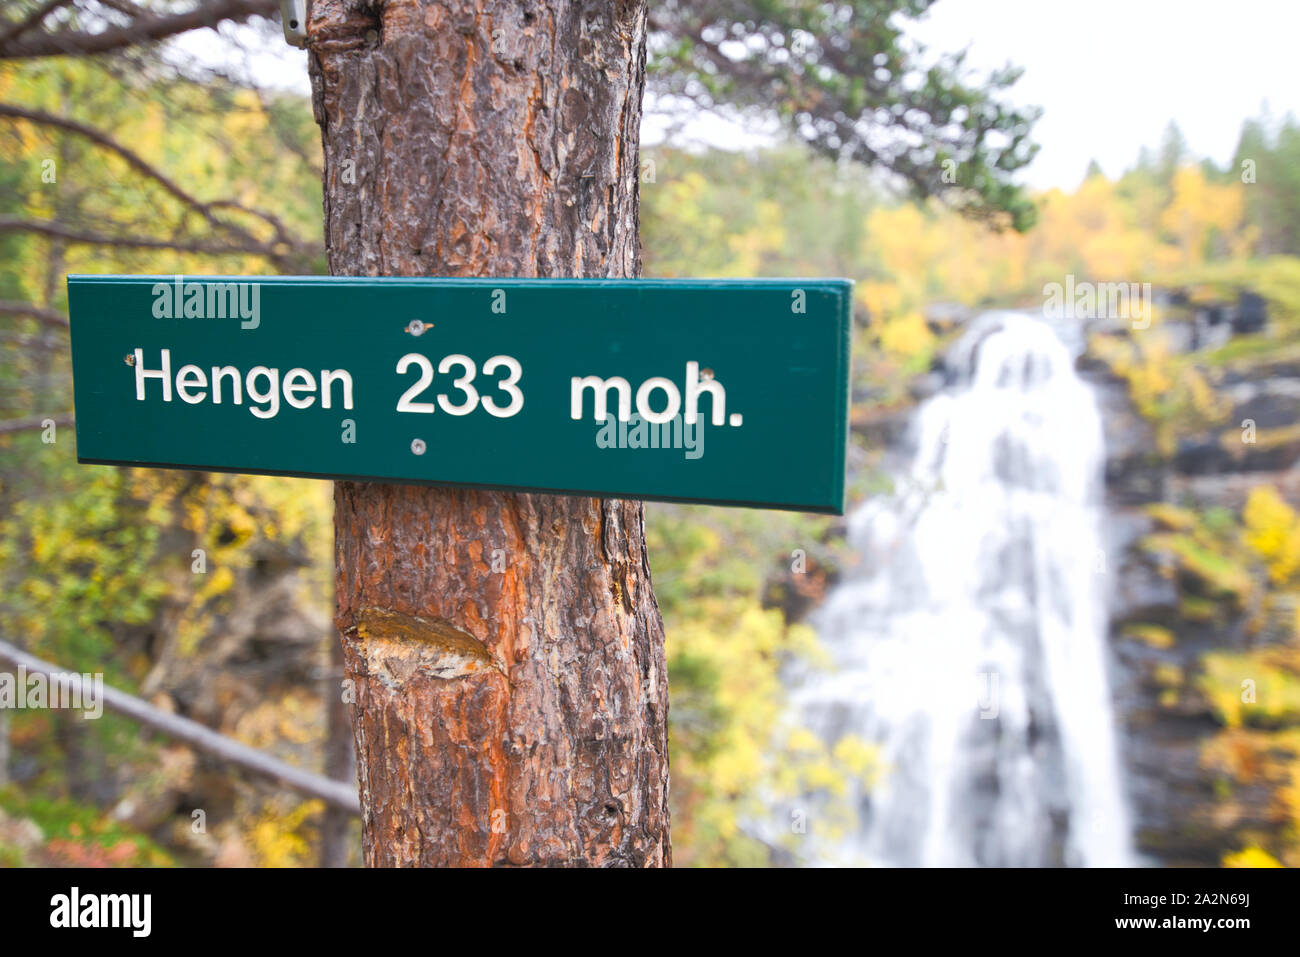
[348,606,503,686]
[308,0,383,50]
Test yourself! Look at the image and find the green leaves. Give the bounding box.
[649,0,1041,230]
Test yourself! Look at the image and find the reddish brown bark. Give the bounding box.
[307,0,669,866]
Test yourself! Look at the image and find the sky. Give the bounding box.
[907,0,1300,189]
[181,0,1300,191]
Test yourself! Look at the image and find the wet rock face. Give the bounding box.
[1235,291,1268,335]
[1173,387,1300,475]
[1091,371,1168,506]
[1085,375,1208,865]
[1088,286,1300,866]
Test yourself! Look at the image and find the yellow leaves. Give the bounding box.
[722,200,786,276]
[856,280,903,319]
[1091,328,1230,454]
[1,58,322,285]
[1222,845,1283,867]
[224,508,259,546]
[1153,662,1184,689]
[863,203,1021,314]
[664,590,843,864]
[668,602,785,730]
[226,89,271,139]
[1142,531,1255,603]
[850,161,1257,344]
[247,798,323,868]
[1160,167,1246,265]
[1243,485,1300,584]
[21,577,55,605]
[664,582,879,863]
[245,474,331,544]
[235,689,324,751]
[1122,623,1175,649]
[781,732,847,795]
[1281,760,1300,844]
[196,565,236,603]
[136,100,166,159]
[1145,503,1200,532]
[831,735,881,785]
[1186,364,1228,421]
[783,620,826,668]
[1145,495,1300,865]
[864,204,941,279]
[1200,649,1300,729]
[161,474,331,663]
[877,310,934,358]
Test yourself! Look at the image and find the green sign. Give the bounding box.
[67,276,852,513]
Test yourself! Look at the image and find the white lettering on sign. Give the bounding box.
[393,352,524,418]
[132,348,353,419]
[571,375,631,422]
[571,362,737,427]
[129,349,738,430]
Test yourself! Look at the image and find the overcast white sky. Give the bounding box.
[185,0,1300,191]
[908,0,1300,188]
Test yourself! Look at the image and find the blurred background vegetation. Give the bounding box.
[2,1,1300,867]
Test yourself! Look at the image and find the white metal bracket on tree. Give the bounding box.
[280,0,308,48]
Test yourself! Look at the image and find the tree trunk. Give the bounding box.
[307,0,669,867]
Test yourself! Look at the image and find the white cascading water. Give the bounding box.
[790,311,1132,867]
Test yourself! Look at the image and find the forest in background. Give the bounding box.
[2,46,1300,866]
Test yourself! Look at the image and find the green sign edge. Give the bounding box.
[66,275,854,515]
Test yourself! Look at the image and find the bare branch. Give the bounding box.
[0,299,69,328]
[0,102,300,253]
[0,329,66,349]
[0,214,283,259]
[0,0,279,60]
[0,1,74,45]
[0,102,204,211]
[95,0,144,17]
[0,412,73,435]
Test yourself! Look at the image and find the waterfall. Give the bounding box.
[791,311,1132,867]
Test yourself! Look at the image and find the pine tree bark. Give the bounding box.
[307,0,669,867]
